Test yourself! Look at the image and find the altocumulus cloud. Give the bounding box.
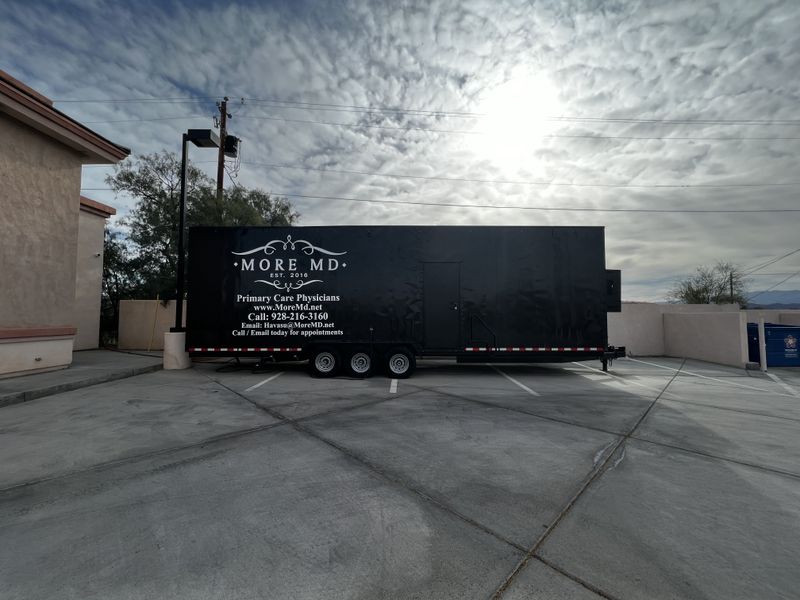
[2,0,799,300]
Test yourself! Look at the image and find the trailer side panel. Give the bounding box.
[187,226,610,355]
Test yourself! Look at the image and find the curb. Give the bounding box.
[0,363,163,409]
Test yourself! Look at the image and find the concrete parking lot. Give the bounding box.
[1,357,799,599]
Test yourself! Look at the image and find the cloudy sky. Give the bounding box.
[3,0,800,300]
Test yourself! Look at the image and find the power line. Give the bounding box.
[747,270,800,302]
[225,166,242,189]
[54,97,220,103]
[55,94,800,126]
[744,248,800,274]
[78,109,800,141]
[547,116,800,126]
[77,185,800,213]
[242,160,800,189]
[84,155,800,190]
[268,192,800,213]
[234,114,800,141]
[82,115,212,124]
[242,97,480,118]
[207,97,800,126]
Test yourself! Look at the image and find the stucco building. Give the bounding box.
[0,69,129,378]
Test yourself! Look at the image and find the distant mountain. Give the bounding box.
[748,290,800,308]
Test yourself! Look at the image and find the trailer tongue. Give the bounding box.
[187,225,625,376]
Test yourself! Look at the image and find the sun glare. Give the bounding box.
[471,73,562,170]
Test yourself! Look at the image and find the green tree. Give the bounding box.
[105,151,299,300]
[668,261,748,305]
[100,230,144,344]
[191,186,298,227]
[100,151,299,344]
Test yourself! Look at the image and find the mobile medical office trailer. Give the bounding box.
[187,226,624,377]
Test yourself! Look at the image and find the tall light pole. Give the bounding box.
[172,129,219,332]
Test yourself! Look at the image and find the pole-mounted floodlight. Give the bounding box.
[187,128,220,148]
[172,129,219,332]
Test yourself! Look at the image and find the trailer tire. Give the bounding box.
[385,347,415,378]
[347,348,373,378]
[310,347,341,377]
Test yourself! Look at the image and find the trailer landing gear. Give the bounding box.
[602,358,609,372]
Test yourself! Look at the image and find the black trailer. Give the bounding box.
[187,225,624,377]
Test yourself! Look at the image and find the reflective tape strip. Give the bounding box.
[188,347,303,352]
[463,347,606,352]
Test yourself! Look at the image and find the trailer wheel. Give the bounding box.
[347,348,373,378]
[311,347,340,377]
[385,347,415,378]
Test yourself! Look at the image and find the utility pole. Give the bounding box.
[216,96,230,213]
[730,271,734,302]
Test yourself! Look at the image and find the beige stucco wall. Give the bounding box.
[742,309,800,325]
[118,300,186,350]
[0,113,82,329]
[608,303,665,355]
[608,302,740,356]
[73,210,106,350]
[778,313,800,326]
[663,312,749,368]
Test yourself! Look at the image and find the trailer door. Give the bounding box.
[423,262,461,349]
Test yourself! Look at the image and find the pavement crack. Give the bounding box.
[210,377,529,555]
[647,395,800,424]
[0,421,289,495]
[608,445,626,471]
[628,436,800,480]
[489,359,686,600]
[403,382,622,437]
[533,556,623,600]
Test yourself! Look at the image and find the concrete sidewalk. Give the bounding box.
[0,349,162,407]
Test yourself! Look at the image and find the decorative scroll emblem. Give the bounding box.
[785,334,797,350]
[254,279,324,291]
[232,234,346,257]
[232,234,347,290]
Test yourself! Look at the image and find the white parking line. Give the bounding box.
[489,365,540,396]
[767,372,800,397]
[244,372,283,392]
[571,362,667,397]
[390,379,398,393]
[626,357,794,396]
